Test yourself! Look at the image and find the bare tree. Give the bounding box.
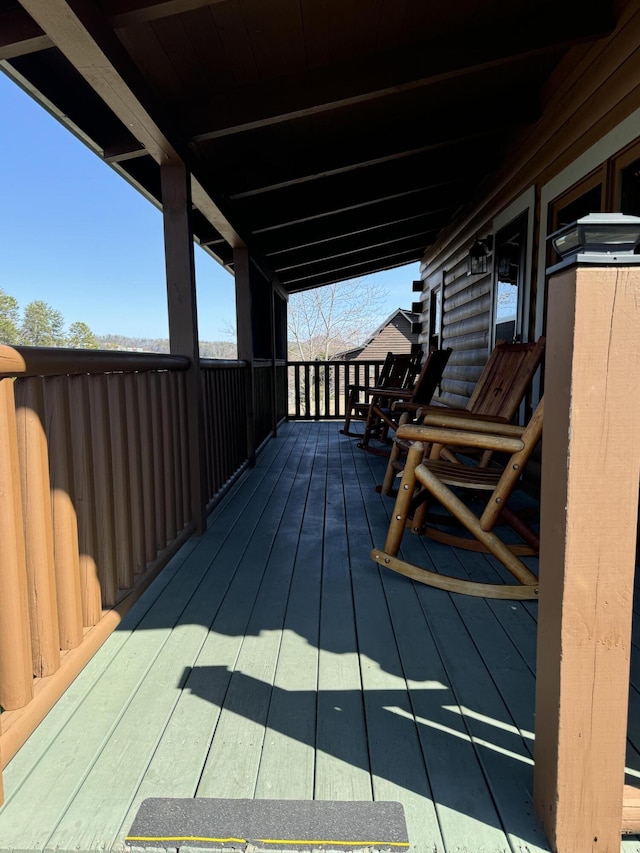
[288,279,388,360]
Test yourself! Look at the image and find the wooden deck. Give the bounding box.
[1,420,640,853]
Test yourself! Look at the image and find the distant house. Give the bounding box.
[333,308,420,361]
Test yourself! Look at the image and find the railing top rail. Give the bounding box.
[0,344,190,379]
[200,358,249,369]
[287,359,386,367]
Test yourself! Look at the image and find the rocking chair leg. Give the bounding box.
[384,441,425,555]
[379,415,408,493]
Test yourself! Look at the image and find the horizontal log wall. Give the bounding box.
[288,360,386,419]
[0,345,199,800]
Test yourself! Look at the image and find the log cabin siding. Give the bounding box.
[416,0,640,407]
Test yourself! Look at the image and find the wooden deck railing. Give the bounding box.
[0,346,263,801]
[201,359,250,504]
[287,359,385,419]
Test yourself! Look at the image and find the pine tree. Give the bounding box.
[66,321,99,349]
[20,300,66,346]
[0,287,20,345]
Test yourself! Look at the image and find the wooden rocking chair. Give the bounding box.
[378,337,545,494]
[371,399,544,599]
[340,351,421,437]
[357,346,452,455]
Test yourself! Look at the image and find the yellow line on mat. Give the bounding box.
[126,835,409,847]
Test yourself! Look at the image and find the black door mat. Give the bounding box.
[126,798,409,850]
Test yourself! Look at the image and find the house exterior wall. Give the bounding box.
[417,0,640,408]
[355,315,419,360]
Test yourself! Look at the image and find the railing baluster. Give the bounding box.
[178,371,191,523]
[14,377,60,675]
[160,373,177,542]
[138,372,157,564]
[108,373,134,591]
[149,372,167,550]
[123,373,146,577]
[0,377,33,710]
[170,373,184,532]
[89,374,118,606]
[69,375,102,625]
[46,375,84,649]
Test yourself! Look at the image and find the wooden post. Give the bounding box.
[234,246,256,465]
[161,160,207,533]
[534,264,640,852]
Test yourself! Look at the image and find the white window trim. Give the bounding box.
[491,185,537,350]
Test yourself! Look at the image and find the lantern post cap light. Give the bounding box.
[547,212,640,274]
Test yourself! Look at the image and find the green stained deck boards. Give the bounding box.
[1,421,639,852]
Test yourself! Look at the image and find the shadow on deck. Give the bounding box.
[1,421,639,852]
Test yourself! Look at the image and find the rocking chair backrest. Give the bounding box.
[410,347,453,405]
[383,351,422,391]
[467,337,546,420]
[374,351,397,389]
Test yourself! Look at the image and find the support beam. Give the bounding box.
[234,247,256,466]
[106,0,227,28]
[0,8,51,59]
[17,0,245,251]
[534,264,640,852]
[161,161,206,534]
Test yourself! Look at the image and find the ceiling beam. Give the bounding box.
[284,248,425,291]
[182,6,613,141]
[16,0,247,252]
[0,0,229,60]
[104,0,227,29]
[258,199,458,256]
[0,8,51,59]
[272,222,441,273]
[279,235,430,281]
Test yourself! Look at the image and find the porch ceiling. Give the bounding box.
[0,0,616,291]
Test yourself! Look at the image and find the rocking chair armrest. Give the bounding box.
[346,384,380,394]
[375,387,413,400]
[390,400,423,413]
[420,412,524,437]
[395,423,525,454]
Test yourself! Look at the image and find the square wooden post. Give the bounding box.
[161,161,207,533]
[234,246,256,465]
[534,264,640,852]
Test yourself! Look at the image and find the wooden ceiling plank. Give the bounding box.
[16,0,245,249]
[184,6,613,140]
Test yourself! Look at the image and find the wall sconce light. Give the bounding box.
[547,212,640,273]
[467,236,493,276]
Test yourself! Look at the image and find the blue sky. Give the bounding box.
[0,69,419,342]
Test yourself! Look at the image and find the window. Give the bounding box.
[492,212,528,345]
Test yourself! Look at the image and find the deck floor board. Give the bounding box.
[1,421,639,852]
